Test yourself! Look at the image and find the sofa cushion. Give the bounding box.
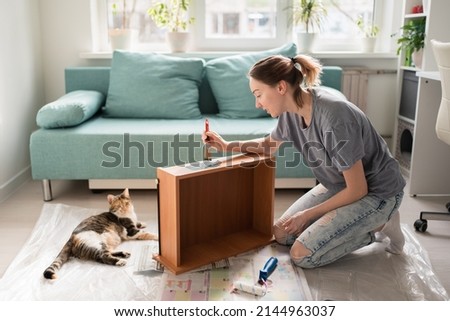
[104,51,204,119]
[30,115,274,178]
[205,43,297,119]
[36,90,105,129]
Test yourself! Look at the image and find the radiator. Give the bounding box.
[341,68,396,113]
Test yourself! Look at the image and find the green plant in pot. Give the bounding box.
[356,15,379,52]
[148,0,195,52]
[291,0,328,52]
[396,18,426,68]
[356,16,379,38]
[109,0,135,50]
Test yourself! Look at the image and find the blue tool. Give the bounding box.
[258,257,278,284]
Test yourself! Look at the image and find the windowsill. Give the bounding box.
[312,51,398,59]
[79,51,259,59]
[79,51,398,60]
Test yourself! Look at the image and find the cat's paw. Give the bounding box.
[112,251,131,258]
[115,259,128,266]
[137,232,158,241]
[136,222,147,229]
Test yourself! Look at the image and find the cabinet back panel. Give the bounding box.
[179,167,256,248]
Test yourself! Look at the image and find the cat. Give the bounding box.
[43,188,157,279]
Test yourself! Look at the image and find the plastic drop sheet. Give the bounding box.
[0,203,161,300]
[304,226,449,300]
[0,203,448,301]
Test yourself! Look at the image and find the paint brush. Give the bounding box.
[203,118,211,160]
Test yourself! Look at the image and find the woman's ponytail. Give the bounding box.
[291,55,322,88]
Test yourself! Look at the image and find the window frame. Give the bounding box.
[191,0,292,51]
[91,0,111,52]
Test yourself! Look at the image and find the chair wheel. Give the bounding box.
[446,202,450,212]
[414,219,428,232]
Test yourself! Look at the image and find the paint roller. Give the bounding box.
[232,257,278,296]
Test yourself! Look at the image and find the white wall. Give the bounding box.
[0,0,96,202]
[39,0,94,101]
[0,0,45,202]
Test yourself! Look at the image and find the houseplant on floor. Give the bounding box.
[291,0,328,53]
[147,0,195,52]
[109,0,136,50]
[396,18,426,69]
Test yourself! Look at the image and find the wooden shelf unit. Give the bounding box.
[155,154,275,274]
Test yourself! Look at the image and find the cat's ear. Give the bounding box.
[123,188,130,198]
[107,194,115,204]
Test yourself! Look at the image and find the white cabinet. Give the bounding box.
[393,0,450,196]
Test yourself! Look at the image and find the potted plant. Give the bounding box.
[290,0,328,52]
[147,0,195,52]
[356,16,379,52]
[396,18,426,68]
[109,0,135,51]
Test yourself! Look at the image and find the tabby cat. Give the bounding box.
[43,188,157,279]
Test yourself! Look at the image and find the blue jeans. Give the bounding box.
[273,184,404,268]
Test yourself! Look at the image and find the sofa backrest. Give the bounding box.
[65,64,342,115]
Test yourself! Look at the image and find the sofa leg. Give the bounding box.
[42,179,53,201]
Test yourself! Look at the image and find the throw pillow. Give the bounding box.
[104,51,204,119]
[36,90,105,129]
[205,43,297,118]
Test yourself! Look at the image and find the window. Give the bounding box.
[313,0,378,51]
[194,0,290,51]
[96,0,166,51]
[91,0,394,53]
[92,0,290,52]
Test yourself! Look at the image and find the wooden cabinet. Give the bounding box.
[393,0,450,196]
[155,154,275,274]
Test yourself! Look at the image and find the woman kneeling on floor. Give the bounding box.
[202,54,406,268]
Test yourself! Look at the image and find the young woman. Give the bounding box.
[203,54,406,268]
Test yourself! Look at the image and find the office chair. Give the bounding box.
[414,39,450,232]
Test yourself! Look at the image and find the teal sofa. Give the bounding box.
[30,44,343,200]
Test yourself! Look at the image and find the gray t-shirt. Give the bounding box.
[271,87,405,198]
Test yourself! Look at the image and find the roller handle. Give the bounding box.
[259,257,278,283]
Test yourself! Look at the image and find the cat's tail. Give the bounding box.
[43,238,73,279]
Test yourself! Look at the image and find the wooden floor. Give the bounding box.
[1,179,449,295]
